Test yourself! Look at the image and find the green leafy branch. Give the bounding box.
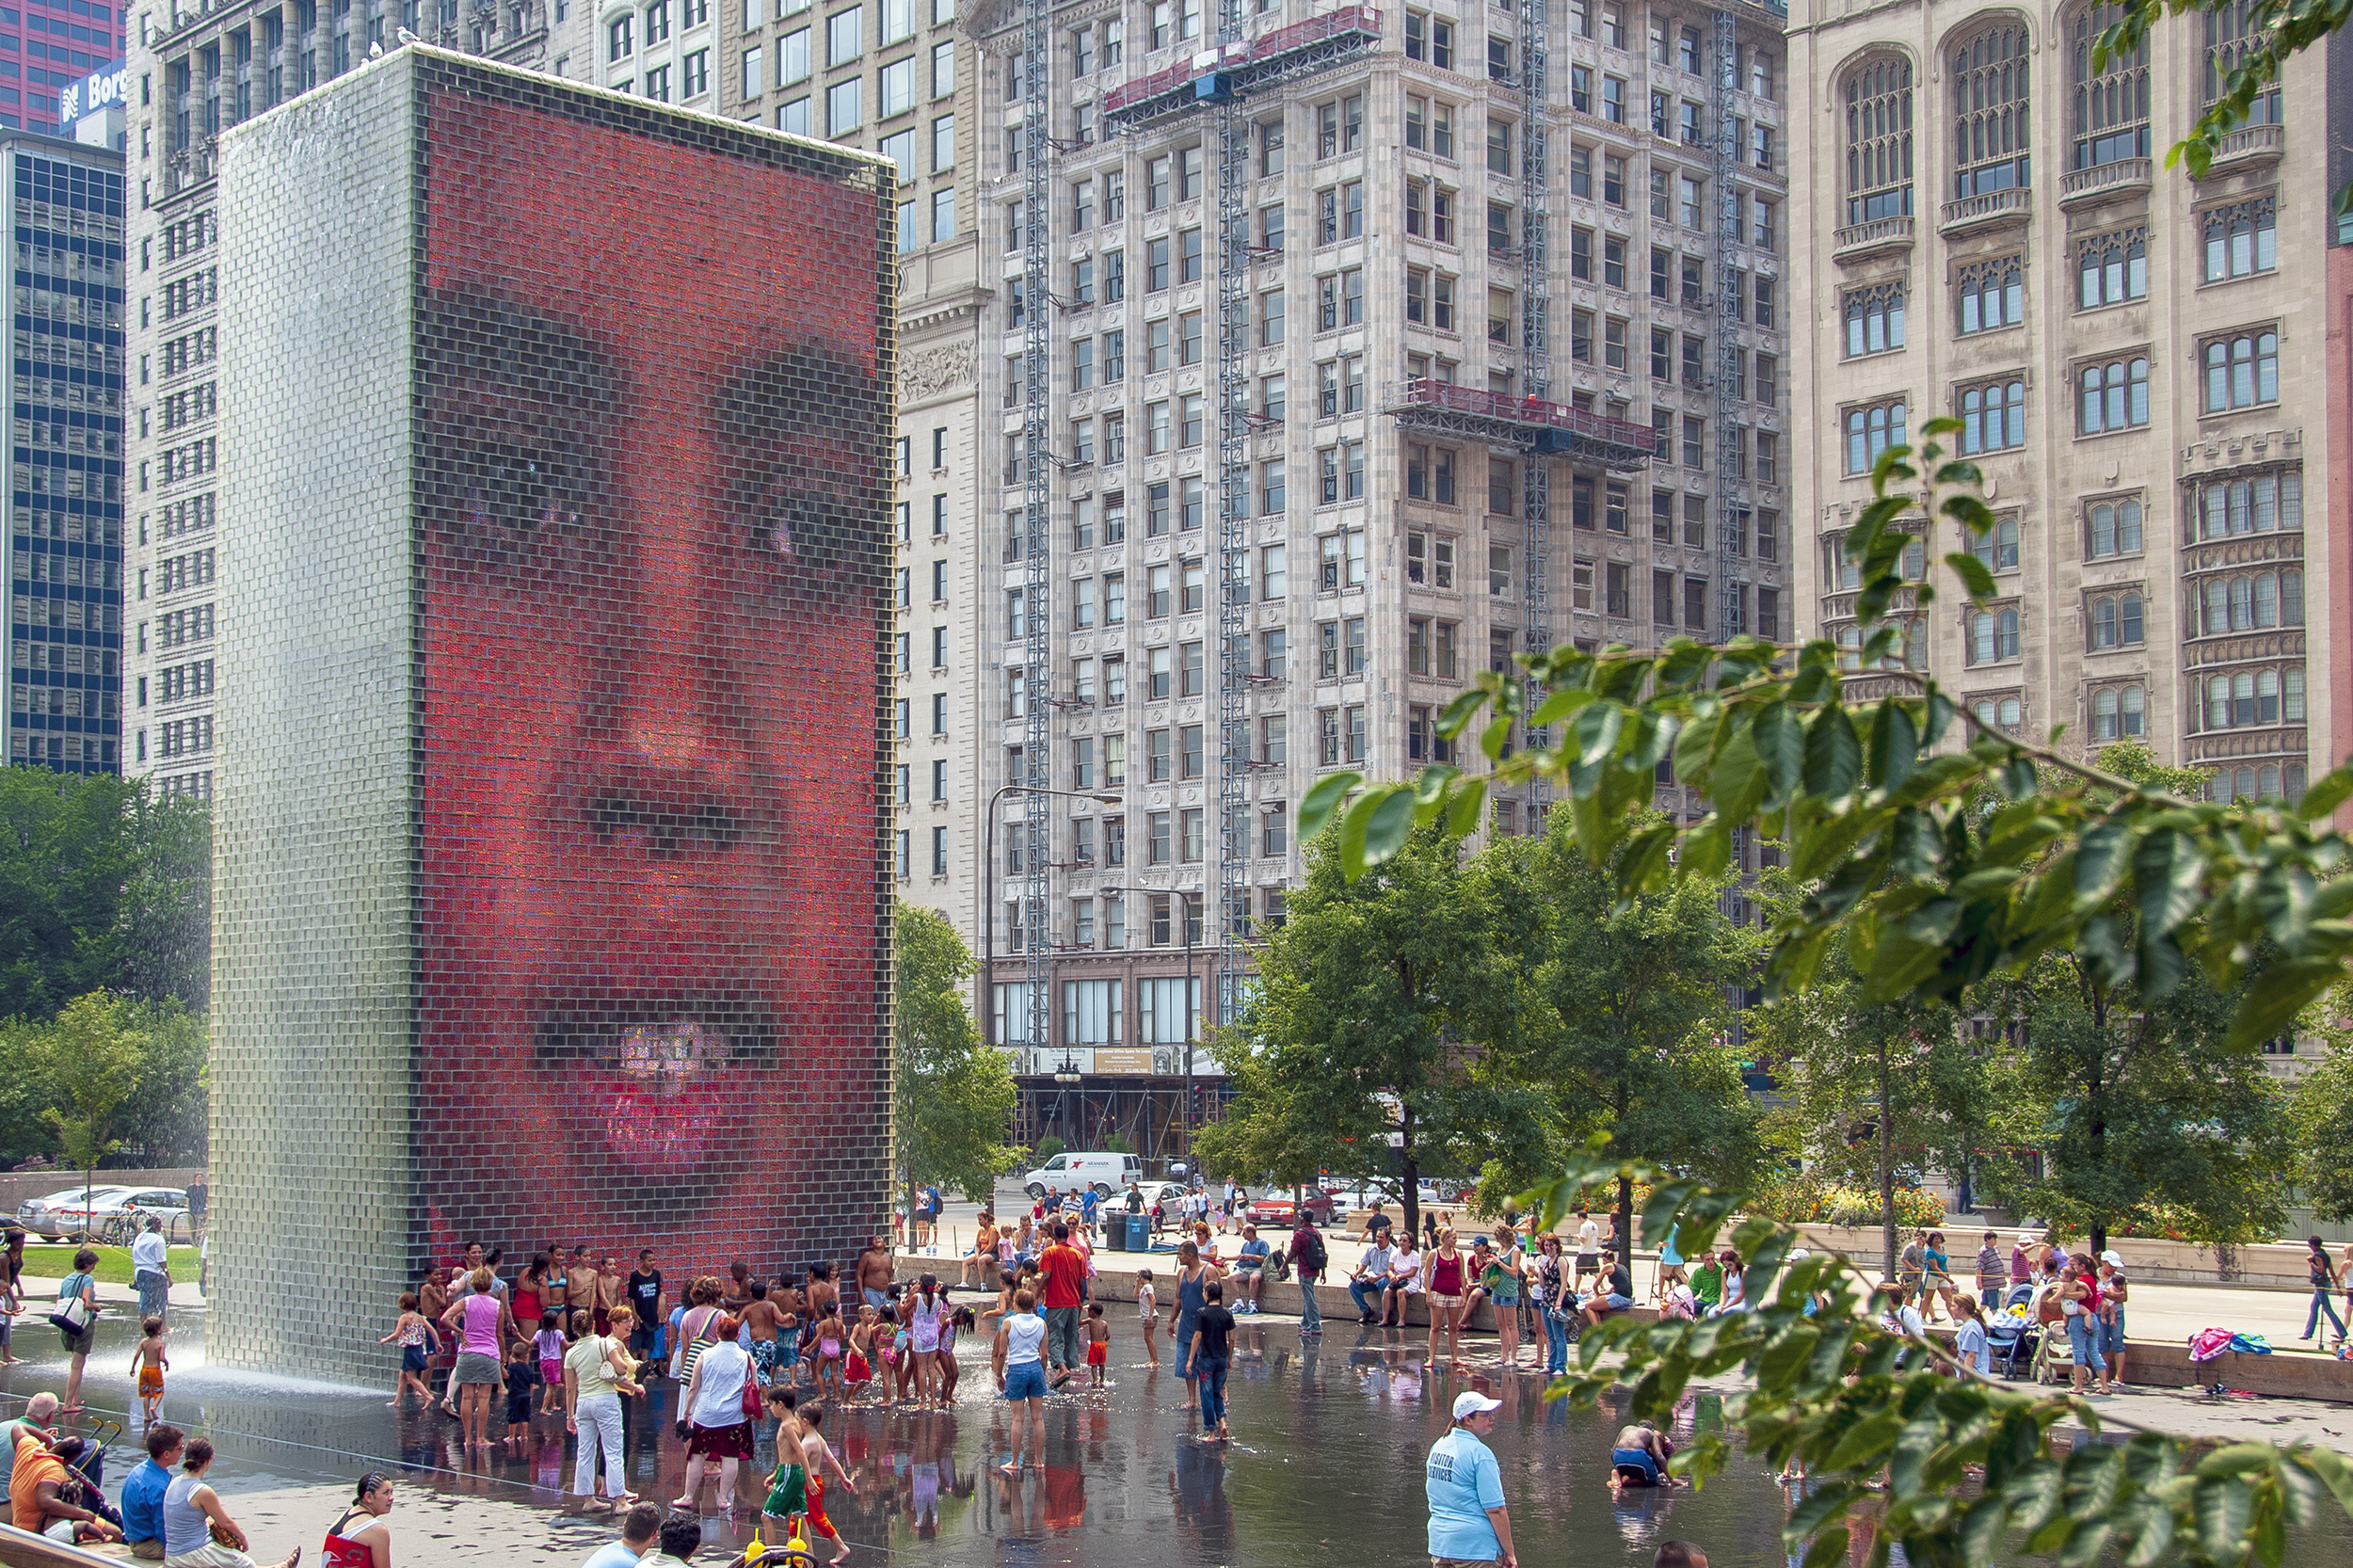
[1300,417,2353,1053]
[2098,0,2344,202]
[1522,1151,2353,1568]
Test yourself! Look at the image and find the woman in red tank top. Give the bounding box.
[323,1473,395,1567]
[1422,1228,1468,1371]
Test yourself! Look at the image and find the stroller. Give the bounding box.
[2031,1300,2076,1385]
[1986,1284,2040,1379]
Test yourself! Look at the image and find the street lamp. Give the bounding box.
[979,783,1126,1055]
[1095,881,1201,1179]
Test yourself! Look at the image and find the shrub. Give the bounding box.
[1747,1176,1943,1231]
[1032,1135,1066,1164]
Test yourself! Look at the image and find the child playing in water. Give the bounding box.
[812,1305,848,1403]
[378,1291,439,1407]
[1084,1302,1111,1386]
[845,1305,878,1399]
[504,1336,538,1446]
[129,1314,168,1422]
[1136,1269,1160,1368]
[534,1310,567,1415]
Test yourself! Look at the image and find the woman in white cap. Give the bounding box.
[2096,1252,2129,1389]
[1426,1390,1516,1568]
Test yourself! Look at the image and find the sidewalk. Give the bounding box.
[14,1272,207,1312]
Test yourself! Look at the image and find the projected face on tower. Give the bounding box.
[411,88,888,1258]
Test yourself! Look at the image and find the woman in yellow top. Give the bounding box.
[564,1307,645,1512]
[962,1213,1000,1289]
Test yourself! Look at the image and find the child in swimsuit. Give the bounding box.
[1084,1303,1110,1384]
[845,1307,876,1396]
[129,1314,168,1422]
[813,1306,848,1402]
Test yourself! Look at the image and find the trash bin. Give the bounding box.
[1103,1214,1127,1253]
[1126,1213,1152,1252]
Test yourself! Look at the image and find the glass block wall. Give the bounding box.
[214,49,896,1379]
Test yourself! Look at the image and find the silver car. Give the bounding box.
[16,1185,137,1240]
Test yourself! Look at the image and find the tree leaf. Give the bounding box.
[2131,828,2205,942]
[1443,776,1488,840]
[1298,771,1361,843]
[1753,702,1803,806]
[1802,705,1861,799]
[1944,551,1998,601]
[1868,702,1920,792]
[1360,786,1418,870]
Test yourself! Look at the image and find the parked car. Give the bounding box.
[17,1185,137,1240]
[92,1191,194,1244]
[1245,1188,1339,1228]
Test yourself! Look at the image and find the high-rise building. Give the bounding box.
[4,128,126,776]
[955,0,1788,1154]
[6,5,129,137]
[1786,0,2336,810]
[120,0,585,799]
[712,0,994,956]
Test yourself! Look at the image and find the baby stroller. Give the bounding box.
[2031,1309,2076,1385]
[1986,1284,2040,1379]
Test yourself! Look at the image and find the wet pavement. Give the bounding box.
[8,1302,2353,1566]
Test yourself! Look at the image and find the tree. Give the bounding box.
[1304,417,2353,1564]
[1197,825,1546,1242]
[1478,814,1764,1262]
[892,903,1021,1211]
[115,999,210,1166]
[2290,995,2353,1223]
[108,791,213,1011]
[33,991,144,1233]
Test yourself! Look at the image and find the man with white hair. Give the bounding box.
[0,1393,59,1506]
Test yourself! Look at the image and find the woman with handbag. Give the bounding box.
[563,1308,644,1512]
[53,1247,100,1413]
[158,1437,298,1568]
[673,1313,755,1512]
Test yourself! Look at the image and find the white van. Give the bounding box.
[1021,1151,1146,1198]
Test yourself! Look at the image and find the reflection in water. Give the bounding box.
[1,1311,2345,1566]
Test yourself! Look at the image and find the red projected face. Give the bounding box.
[414,89,887,1265]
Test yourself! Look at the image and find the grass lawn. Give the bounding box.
[18,1245,200,1286]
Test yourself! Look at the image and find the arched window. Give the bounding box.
[2121,684,2145,735]
[2285,666,2306,721]
[2092,597,2117,648]
[2092,686,2120,738]
[1844,56,1914,224]
[2087,497,2142,557]
[1974,696,2024,732]
[1952,22,2031,195]
[2071,3,2150,169]
[2203,0,2281,123]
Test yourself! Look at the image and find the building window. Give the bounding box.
[2201,198,2277,281]
[1973,696,2025,734]
[1842,56,1914,225]
[2090,683,2147,739]
[2071,2,2150,169]
[2203,0,2281,123]
[1845,398,1907,473]
[1972,515,2020,573]
[1844,282,1904,357]
[2077,227,2148,307]
[2087,591,2145,648]
[2192,470,2300,539]
[1959,377,2025,454]
[1967,607,2022,664]
[2085,496,2144,557]
[2201,328,2279,411]
[1957,255,2023,333]
[2202,667,2303,730]
[1949,23,2030,196]
[2077,356,2150,434]
[2195,568,2303,633]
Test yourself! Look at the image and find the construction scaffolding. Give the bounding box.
[1103,5,1382,1029]
[1016,0,1053,1063]
[1710,7,1748,643]
[1516,0,1551,811]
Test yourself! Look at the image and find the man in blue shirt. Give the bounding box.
[1233,1225,1273,1314]
[1426,1391,1516,1568]
[120,1423,182,1560]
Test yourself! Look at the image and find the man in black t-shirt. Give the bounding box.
[1190,1281,1239,1441]
[1582,1256,1635,1330]
[626,1249,664,1366]
[1360,1203,1395,1246]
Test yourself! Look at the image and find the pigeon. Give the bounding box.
[367,38,383,56]
[396,24,420,42]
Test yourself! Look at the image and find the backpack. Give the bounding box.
[1302,1229,1327,1273]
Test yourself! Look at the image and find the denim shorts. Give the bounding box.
[1003,1361,1048,1400]
[2099,1314,2126,1357]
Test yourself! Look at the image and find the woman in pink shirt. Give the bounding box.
[438,1268,515,1450]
